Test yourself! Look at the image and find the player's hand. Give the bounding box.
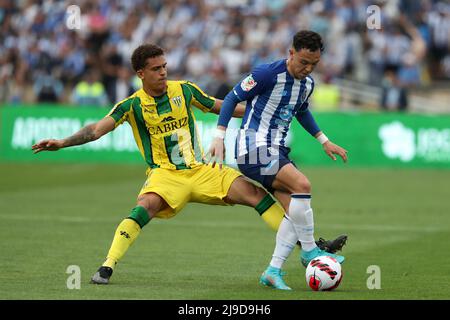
[207,137,226,169]
[31,139,64,154]
[323,141,348,163]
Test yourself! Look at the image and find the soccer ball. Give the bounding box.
[305,255,343,291]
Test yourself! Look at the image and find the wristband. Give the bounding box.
[316,133,329,145]
[215,128,226,139]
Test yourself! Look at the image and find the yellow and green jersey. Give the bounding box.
[106,80,215,170]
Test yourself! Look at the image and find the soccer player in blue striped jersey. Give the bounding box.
[209,30,348,290]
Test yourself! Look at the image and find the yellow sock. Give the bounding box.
[261,202,284,231]
[103,218,141,269]
[255,194,284,231]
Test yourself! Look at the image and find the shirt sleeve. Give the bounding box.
[295,81,320,136]
[184,81,216,113]
[231,65,272,102]
[217,90,242,128]
[106,97,134,127]
[295,108,320,136]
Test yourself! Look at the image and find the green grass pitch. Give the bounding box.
[0,163,449,300]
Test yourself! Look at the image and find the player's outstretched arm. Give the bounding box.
[207,91,243,169]
[32,116,116,154]
[210,99,245,118]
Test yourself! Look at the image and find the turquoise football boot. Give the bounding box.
[300,247,345,268]
[259,266,292,290]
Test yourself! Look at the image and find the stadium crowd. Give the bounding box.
[0,0,449,109]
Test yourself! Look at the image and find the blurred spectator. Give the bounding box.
[0,49,14,103]
[208,65,232,100]
[426,1,450,79]
[185,46,210,79]
[0,0,448,109]
[33,71,64,103]
[397,15,427,87]
[59,32,86,86]
[381,67,408,111]
[311,74,341,112]
[100,43,125,102]
[71,69,108,106]
[108,65,135,103]
[379,15,426,112]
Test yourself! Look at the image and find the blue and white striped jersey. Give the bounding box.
[231,59,316,157]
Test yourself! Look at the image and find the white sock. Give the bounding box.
[269,216,297,269]
[288,194,317,252]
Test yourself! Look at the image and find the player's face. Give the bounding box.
[137,55,168,94]
[288,48,321,80]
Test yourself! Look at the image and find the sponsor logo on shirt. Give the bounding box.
[172,96,182,107]
[279,104,295,121]
[147,116,189,135]
[240,74,257,92]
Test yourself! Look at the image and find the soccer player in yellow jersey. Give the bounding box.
[32,44,345,285]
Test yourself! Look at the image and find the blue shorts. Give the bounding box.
[237,146,294,193]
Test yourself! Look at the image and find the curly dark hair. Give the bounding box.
[292,30,324,53]
[131,44,165,72]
